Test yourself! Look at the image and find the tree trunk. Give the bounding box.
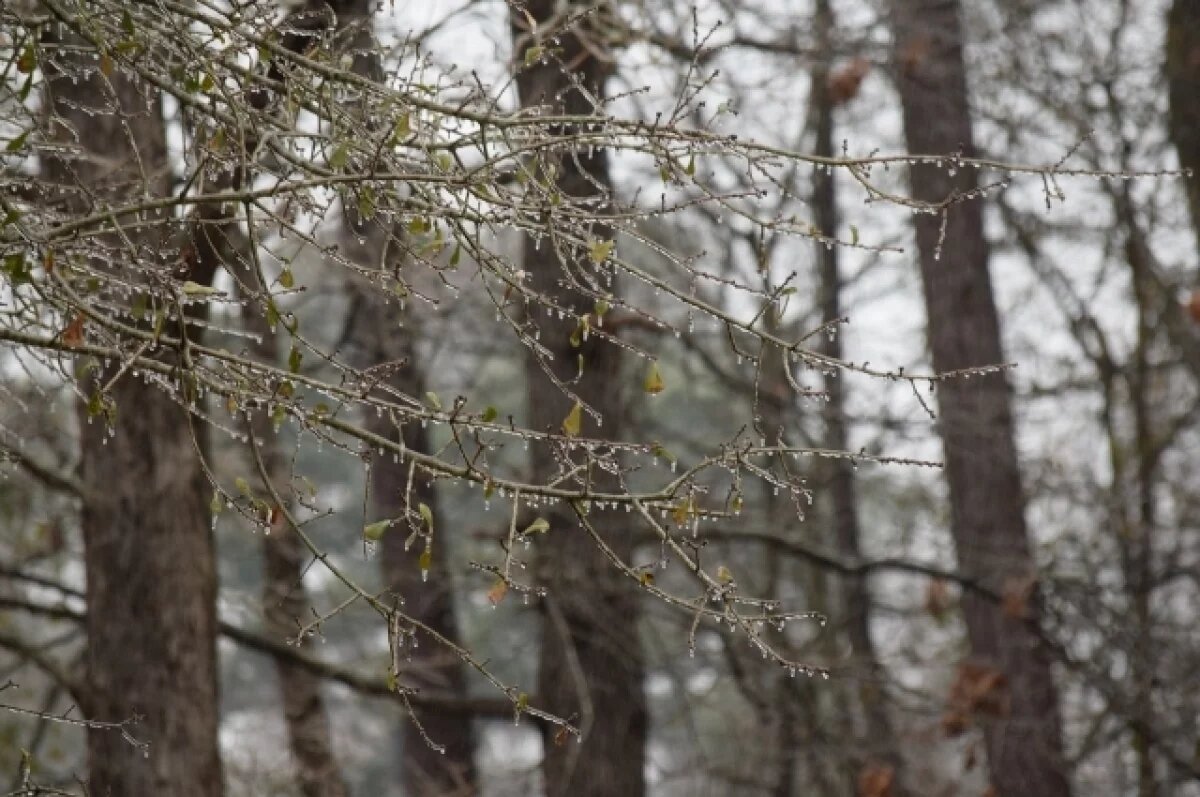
[887,3,1071,795]
[305,3,478,791]
[254,326,350,797]
[42,33,222,797]
[812,2,906,792]
[260,525,351,797]
[354,301,478,795]
[510,4,648,795]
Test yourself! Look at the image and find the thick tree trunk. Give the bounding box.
[511,4,648,796]
[887,3,1070,796]
[42,35,222,797]
[812,2,906,791]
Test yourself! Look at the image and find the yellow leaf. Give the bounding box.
[561,401,583,437]
[418,547,432,573]
[17,46,36,74]
[644,361,665,395]
[716,565,734,584]
[671,497,693,525]
[588,239,614,264]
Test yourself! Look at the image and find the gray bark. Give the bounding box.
[42,28,222,797]
[888,2,1071,795]
[511,3,648,795]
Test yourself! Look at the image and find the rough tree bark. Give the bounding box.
[887,2,1071,795]
[41,27,222,797]
[510,3,648,795]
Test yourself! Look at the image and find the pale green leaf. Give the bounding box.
[418,502,434,531]
[523,517,550,535]
[364,520,390,541]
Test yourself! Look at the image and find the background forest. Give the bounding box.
[1,1,1199,796]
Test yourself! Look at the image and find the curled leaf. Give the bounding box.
[523,517,550,535]
[651,442,677,465]
[418,502,434,531]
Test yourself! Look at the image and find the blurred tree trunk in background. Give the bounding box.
[511,3,648,795]
[354,297,479,795]
[811,1,906,793]
[41,35,222,797]
[316,0,479,791]
[253,325,350,797]
[888,2,1070,795]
